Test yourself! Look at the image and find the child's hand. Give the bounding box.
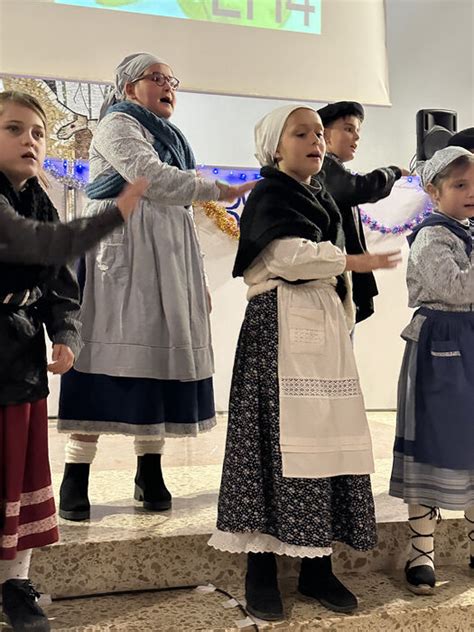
[48,344,75,375]
[116,178,149,220]
[345,251,402,273]
[216,180,256,203]
[399,168,410,176]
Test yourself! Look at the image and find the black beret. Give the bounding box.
[317,101,365,127]
[447,127,474,151]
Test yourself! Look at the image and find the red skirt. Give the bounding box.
[0,399,58,560]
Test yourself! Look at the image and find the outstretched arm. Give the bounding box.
[0,178,148,265]
[261,237,346,281]
[94,113,254,206]
[321,155,402,207]
[0,197,122,264]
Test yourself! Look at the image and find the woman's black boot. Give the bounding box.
[134,454,172,511]
[59,463,91,521]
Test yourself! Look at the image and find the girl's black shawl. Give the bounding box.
[233,166,346,300]
[0,172,58,294]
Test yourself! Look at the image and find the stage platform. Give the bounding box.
[1,413,472,631]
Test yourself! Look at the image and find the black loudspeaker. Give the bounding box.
[416,109,457,160]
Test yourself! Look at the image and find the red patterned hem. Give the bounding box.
[0,526,59,560]
[1,511,58,559]
[5,485,55,517]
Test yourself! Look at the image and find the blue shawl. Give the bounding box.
[86,101,196,199]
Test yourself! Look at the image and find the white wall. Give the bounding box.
[172,0,474,410]
[48,0,474,414]
[349,0,473,409]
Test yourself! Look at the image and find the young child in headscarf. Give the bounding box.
[390,146,474,595]
[57,52,254,521]
[209,104,400,621]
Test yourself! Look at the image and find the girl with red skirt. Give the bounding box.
[0,90,82,632]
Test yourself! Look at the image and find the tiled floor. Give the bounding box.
[3,567,473,631]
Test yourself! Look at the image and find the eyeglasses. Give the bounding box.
[132,72,180,90]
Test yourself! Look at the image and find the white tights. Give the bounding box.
[65,436,165,464]
[407,504,439,569]
[0,549,32,584]
[408,503,474,568]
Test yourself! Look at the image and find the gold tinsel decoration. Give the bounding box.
[196,201,240,240]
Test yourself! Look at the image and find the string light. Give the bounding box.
[360,203,433,235]
[360,175,433,234]
[44,160,261,189]
[43,160,431,236]
[43,158,90,189]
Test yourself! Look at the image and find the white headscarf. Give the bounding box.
[254,103,317,167]
[99,52,169,120]
[416,146,472,189]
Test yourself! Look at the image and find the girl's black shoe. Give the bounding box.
[298,554,358,613]
[405,561,436,595]
[2,579,50,631]
[245,552,284,621]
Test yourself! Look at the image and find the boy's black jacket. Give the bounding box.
[315,153,401,322]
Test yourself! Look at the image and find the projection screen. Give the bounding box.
[0,0,390,105]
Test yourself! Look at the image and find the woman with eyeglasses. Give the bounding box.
[57,52,254,520]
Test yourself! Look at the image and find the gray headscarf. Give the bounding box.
[99,52,169,120]
[254,103,317,167]
[416,146,473,189]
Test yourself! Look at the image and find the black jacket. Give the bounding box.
[0,173,82,406]
[315,153,401,322]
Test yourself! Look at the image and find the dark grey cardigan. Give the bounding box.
[0,195,123,265]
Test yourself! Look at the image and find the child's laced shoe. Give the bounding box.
[2,579,50,631]
[405,505,441,595]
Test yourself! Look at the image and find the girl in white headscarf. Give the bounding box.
[57,52,254,521]
[390,146,474,595]
[209,104,400,620]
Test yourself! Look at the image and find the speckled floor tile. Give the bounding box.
[4,567,473,631]
[28,413,469,599]
[30,515,471,600]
